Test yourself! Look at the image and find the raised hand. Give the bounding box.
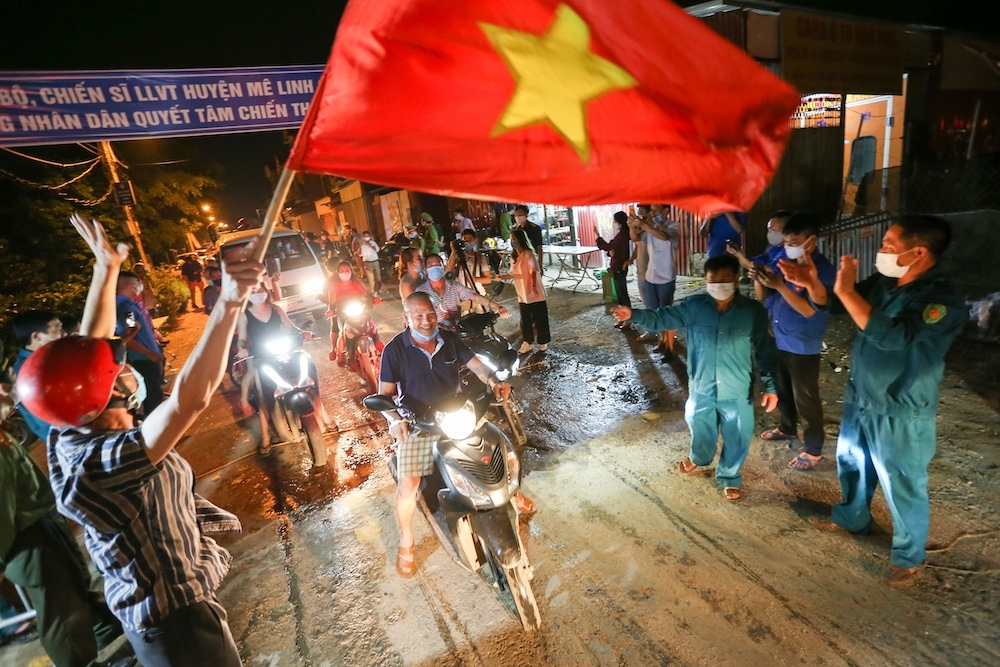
[834,255,859,296]
[70,214,130,267]
[220,237,265,305]
[777,251,818,290]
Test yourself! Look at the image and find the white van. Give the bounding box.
[218,228,326,320]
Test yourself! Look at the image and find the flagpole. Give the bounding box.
[253,167,296,265]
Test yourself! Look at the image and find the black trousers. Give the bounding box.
[131,357,164,416]
[774,350,825,456]
[3,516,122,667]
[123,597,242,667]
[612,269,631,307]
[519,301,551,345]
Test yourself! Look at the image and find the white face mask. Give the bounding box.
[766,231,784,246]
[248,292,268,305]
[706,282,736,301]
[784,244,806,260]
[875,249,916,278]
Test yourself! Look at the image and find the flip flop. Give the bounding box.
[239,402,254,417]
[723,487,742,501]
[789,454,825,470]
[678,458,698,474]
[760,428,796,441]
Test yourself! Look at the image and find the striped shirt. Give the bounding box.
[48,427,240,631]
[416,279,475,329]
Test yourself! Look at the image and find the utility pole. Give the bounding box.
[99,140,152,267]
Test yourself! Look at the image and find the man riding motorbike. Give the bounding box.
[378,292,534,577]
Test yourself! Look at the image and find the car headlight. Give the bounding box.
[265,337,292,354]
[341,301,365,318]
[444,461,492,509]
[436,402,477,440]
[302,278,326,294]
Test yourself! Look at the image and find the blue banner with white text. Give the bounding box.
[0,66,324,147]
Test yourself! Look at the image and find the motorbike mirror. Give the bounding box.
[363,394,396,412]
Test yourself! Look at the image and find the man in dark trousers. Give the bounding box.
[1,385,129,667]
[781,215,965,587]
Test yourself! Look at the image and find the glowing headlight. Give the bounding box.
[265,337,292,354]
[303,278,325,294]
[495,369,510,381]
[341,301,365,318]
[444,461,492,508]
[436,403,477,440]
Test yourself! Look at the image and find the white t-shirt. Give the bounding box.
[359,238,380,262]
[642,221,678,284]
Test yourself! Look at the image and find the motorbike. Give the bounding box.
[456,311,528,449]
[247,331,330,467]
[336,297,384,393]
[363,392,541,631]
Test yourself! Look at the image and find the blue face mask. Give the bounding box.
[427,266,445,281]
[410,326,439,342]
[653,214,664,223]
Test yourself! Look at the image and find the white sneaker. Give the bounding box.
[518,342,533,354]
[537,344,548,351]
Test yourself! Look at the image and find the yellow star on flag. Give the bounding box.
[480,4,638,163]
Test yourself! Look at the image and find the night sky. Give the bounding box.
[2,0,349,222]
[2,0,996,221]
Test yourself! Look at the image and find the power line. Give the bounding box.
[1,147,101,168]
[0,159,102,191]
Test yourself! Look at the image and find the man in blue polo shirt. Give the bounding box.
[728,210,792,272]
[750,213,836,470]
[378,292,528,578]
[115,271,163,416]
[700,211,748,259]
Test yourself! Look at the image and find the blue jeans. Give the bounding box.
[638,280,676,310]
[684,390,755,488]
[831,404,936,568]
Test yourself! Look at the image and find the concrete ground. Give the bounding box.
[3,263,998,666]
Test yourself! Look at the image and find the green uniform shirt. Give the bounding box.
[499,212,513,241]
[0,441,57,565]
[629,293,778,399]
[838,265,965,417]
[424,225,441,254]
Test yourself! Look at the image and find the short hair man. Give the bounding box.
[378,292,529,577]
[780,215,965,587]
[445,229,492,312]
[749,213,836,470]
[18,214,264,664]
[513,205,544,269]
[416,254,508,329]
[728,209,793,270]
[453,208,475,236]
[11,310,65,443]
[700,211,748,259]
[116,271,164,416]
[180,256,204,309]
[613,255,779,501]
[203,265,224,314]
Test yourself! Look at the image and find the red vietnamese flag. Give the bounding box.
[287,0,800,215]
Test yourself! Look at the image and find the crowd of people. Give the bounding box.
[0,202,967,664]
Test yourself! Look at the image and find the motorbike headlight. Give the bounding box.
[303,278,325,294]
[342,301,365,318]
[436,403,477,440]
[265,337,292,355]
[504,445,520,488]
[475,353,498,373]
[495,368,510,382]
[443,461,492,509]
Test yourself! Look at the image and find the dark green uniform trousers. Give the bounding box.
[3,515,122,667]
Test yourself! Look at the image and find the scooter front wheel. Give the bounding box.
[302,413,328,467]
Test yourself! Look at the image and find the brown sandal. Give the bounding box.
[678,458,698,474]
[514,492,536,515]
[396,545,416,577]
[723,487,742,501]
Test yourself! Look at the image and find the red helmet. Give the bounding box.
[17,336,125,428]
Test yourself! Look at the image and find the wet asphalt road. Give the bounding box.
[5,274,998,666]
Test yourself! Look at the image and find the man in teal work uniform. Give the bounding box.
[780,215,964,587]
[612,255,779,501]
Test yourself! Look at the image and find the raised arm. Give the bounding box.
[140,240,264,464]
[72,215,130,339]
